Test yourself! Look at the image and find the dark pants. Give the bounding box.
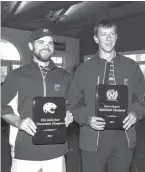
[66,123,81,172]
[1,123,11,172]
[81,130,134,172]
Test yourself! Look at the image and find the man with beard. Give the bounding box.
[1,28,73,172]
[66,19,145,172]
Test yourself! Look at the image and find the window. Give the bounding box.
[0,39,20,61]
[0,39,21,83]
[51,51,66,69]
[124,54,145,62]
[12,64,21,70]
[120,51,145,77]
[51,56,63,68]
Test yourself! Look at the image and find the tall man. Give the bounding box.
[66,19,145,172]
[1,28,73,172]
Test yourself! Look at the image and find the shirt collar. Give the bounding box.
[32,58,56,71]
[96,51,120,62]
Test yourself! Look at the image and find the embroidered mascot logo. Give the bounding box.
[43,29,49,33]
[43,102,57,114]
[106,89,118,101]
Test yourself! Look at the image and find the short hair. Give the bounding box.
[94,19,117,36]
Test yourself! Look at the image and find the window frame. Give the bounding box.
[119,50,145,78]
[0,37,22,62]
[119,50,145,65]
[0,38,22,83]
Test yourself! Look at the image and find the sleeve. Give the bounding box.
[1,72,18,116]
[129,64,145,120]
[66,69,89,125]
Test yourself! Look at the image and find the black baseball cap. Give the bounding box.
[30,28,55,42]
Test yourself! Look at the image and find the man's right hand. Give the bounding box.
[17,118,37,136]
[87,116,106,130]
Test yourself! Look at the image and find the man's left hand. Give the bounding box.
[65,111,73,127]
[123,111,138,130]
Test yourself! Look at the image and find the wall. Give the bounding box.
[1,27,80,73]
[55,35,80,73]
[79,25,98,63]
[116,13,145,52]
[79,13,145,62]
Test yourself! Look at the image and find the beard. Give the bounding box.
[33,49,53,62]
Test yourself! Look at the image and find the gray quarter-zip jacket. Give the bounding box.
[66,53,145,151]
[1,60,71,160]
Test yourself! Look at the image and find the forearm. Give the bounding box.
[2,114,21,129]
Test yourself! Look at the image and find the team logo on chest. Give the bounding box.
[54,84,60,91]
[43,29,49,33]
[124,78,128,85]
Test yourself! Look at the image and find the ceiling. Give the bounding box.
[1,1,145,38]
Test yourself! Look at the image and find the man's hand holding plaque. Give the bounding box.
[16,117,37,136]
[123,111,138,130]
[65,111,73,127]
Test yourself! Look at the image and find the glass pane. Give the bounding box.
[51,57,62,64]
[12,64,20,70]
[0,39,20,61]
[139,64,145,77]
[124,54,145,62]
[125,55,136,61]
[0,66,8,83]
[140,54,145,61]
